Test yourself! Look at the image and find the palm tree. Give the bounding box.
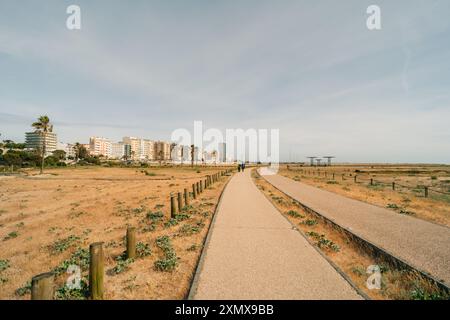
[212,150,218,166]
[158,150,163,166]
[32,115,52,174]
[74,143,81,163]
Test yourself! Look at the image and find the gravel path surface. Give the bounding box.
[190,170,362,300]
[260,170,450,285]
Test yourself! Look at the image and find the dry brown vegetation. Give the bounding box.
[281,164,450,227]
[0,166,231,300]
[252,169,448,300]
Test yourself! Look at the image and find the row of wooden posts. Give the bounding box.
[30,169,232,300]
[299,169,430,198]
[169,170,230,218]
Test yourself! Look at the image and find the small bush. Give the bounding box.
[16,281,32,296]
[49,235,80,255]
[55,278,89,300]
[286,210,304,218]
[187,244,199,251]
[3,231,18,241]
[303,219,318,226]
[146,211,164,222]
[386,203,400,210]
[0,259,10,272]
[164,218,179,228]
[154,236,178,272]
[53,248,90,276]
[179,224,200,236]
[136,242,152,258]
[112,257,134,275]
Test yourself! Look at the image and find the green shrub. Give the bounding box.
[49,235,80,255]
[55,278,89,300]
[0,259,10,272]
[303,219,318,226]
[286,210,304,218]
[136,242,152,258]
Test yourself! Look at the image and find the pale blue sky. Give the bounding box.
[0,0,449,163]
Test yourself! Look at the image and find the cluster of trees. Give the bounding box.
[0,116,100,173]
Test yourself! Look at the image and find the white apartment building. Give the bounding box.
[143,139,155,161]
[111,142,125,160]
[56,142,76,159]
[89,137,112,158]
[25,131,57,156]
[123,137,141,160]
[122,137,156,161]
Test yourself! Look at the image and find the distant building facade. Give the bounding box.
[111,142,125,160]
[155,141,171,161]
[89,137,112,158]
[218,142,226,163]
[56,142,76,159]
[122,137,157,161]
[25,131,57,156]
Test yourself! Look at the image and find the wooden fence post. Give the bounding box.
[354,175,357,183]
[392,182,395,191]
[425,186,429,198]
[370,178,373,186]
[126,227,136,259]
[31,272,54,300]
[89,242,104,300]
[171,193,177,217]
[192,184,197,199]
[177,192,183,211]
[184,188,189,206]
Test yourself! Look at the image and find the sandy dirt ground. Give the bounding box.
[0,166,231,300]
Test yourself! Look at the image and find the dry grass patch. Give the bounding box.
[0,166,231,299]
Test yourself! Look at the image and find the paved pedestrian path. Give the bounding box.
[189,170,362,300]
[259,169,450,285]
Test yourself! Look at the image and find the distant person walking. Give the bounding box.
[237,163,241,172]
[242,163,246,172]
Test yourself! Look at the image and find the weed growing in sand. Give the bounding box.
[0,259,10,272]
[164,218,179,228]
[387,203,400,210]
[286,210,304,219]
[15,281,32,296]
[179,224,201,236]
[303,219,318,226]
[187,244,199,251]
[55,278,89,300]
[146,211,164,222]
[154,236,178,272]
[306,232,340,252]
[136,242,152,258]
[49,235,80,255]
[53,248,90,276]
[112,257,135,275]
[3,231,18,241]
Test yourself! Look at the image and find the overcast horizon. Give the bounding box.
[1,0,450,163]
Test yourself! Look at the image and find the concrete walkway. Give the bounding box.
[260,170,450,285]
[190,170,362,300]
